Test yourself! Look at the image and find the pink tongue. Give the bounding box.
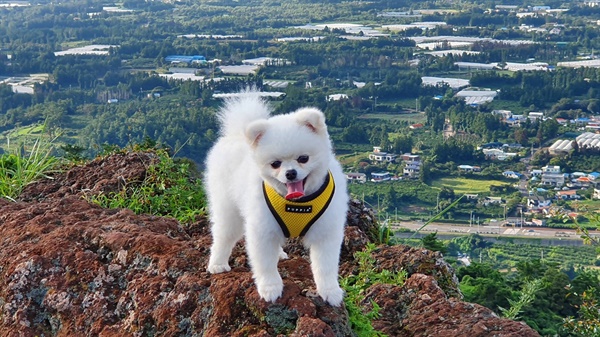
[285,180,305,200]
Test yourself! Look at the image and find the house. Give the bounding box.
[528,111,544,121]
[503,143,525,150]
[480,142,504,149]
[504,117,521,127]
[483,148,517,161]
[593,185,600,200]
[541,165,565,187]
[571,172,587,179]
[530,169,542,177]
[492,109,512,119]
[483,196,503,206]
[556,190,580,200]
[584,0,600,7]
[346,172,367,183]
[527,195,552,210]
[403,161,421,179]
[576,176,592,186]
[588,172,600,180]
[503,171,522,179]
[371,172,391,182]
[327,94,348,101]
[369,147,397,163]
[458,165,480,172]
[409,123,424,129]
[401,153,420,162]
[465,194,479,200]
[555,118,568,125]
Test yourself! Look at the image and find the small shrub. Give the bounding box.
[340,244,407,337]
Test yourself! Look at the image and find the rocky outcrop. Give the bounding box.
[0,152,540,336]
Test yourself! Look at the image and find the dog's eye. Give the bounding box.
[297,155,309,164]
[271,161,282,169]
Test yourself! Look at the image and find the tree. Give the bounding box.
[422,232,447,254]
[342,124,369,144]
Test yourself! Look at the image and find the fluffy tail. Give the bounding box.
[217,90,271,137]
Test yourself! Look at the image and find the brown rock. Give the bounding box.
[0,152,540,336]
[363,274,538,337]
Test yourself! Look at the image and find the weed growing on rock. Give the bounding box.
[341,243,407,337]
[88,147,205,225]
[0,137,58,200]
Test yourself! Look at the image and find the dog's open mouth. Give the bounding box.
[285,178,306,200]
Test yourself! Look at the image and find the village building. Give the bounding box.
[346,172,367,183]
[371,172,392,182]
[403,161,421,179]
[593,184,600,200]
[541,165,565,187]
[483,196,504,206]
[556,190,580,200]
[527,195,552,210]
[369,147,397,163]
[503,171,522,179]
[482,148,517,161]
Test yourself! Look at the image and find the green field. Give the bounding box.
[358,112,426,123]
[431,177,511,194]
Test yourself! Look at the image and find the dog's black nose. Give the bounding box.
[286,169,297,181]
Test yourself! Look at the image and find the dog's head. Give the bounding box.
[246,108,332,199]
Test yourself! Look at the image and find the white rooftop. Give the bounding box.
[218,65,260,75]
[213,92,285,99]
[54,45,118,56]
[421,76,469,89]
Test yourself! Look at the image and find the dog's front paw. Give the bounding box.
[257,280,284,302]
[207,263,231,274]
[278,247,288,260]
[318,286,344,307]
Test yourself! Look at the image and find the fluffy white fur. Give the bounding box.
[205,92,349,306]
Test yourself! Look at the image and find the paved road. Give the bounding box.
[393,221,593,240]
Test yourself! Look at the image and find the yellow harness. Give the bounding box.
[262,171,335,238]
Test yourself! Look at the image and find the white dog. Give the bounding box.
[205,92,348,306]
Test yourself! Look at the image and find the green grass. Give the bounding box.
[88,145,206,225]
[570,199,600,212]
[0,136,58,200]
[8,124,44,136]
[357,112,426,123]
[431,177,511,194]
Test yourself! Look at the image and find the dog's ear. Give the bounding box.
[245,120,268,147]
[295,108,327,135]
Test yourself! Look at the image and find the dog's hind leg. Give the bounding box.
[207,206,244,274]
